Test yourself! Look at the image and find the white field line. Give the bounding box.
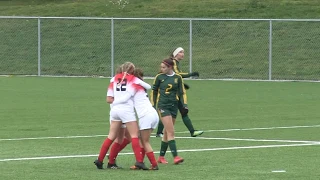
[175,124,320,133]
[176,137,320,144]
[0,143,319,162]
[0,135,106,141]
[1,124,319,142]
[1,135,318,145]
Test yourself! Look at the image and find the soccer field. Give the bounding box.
[0,76,320,180]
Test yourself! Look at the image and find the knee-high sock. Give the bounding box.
[98,138,113,162]
[146,152,157,167]
[119,138,131,152]
[131,137,143,162]
[140,147,146,161]
[168,140,178,157]
[182,115,195,134]
[108,142,121,164]
[159,141,168,156]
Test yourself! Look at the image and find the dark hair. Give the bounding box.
[134,68,144,80]
[162,58,174,67]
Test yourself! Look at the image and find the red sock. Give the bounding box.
[98,138,113,162]
[146,152,157,167]
[119,138,131,152]
[131,137,143,162]
[140,147,145,161]
[108,142,121,164]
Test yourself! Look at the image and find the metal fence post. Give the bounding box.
[268,20,272,80]
[189,19,193,73]
[38,17,41,76]
[111,18,114,77]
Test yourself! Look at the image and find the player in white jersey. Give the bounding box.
[94,62,149,170]
[113,68,159,170]
[133,68,159,170]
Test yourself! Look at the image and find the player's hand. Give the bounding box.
[191,72,199,77]
[184,83,190,90]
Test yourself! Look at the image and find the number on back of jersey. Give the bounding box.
[116,78,127,91]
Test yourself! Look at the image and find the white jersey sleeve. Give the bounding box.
[107,77,115,97]
[133,78,151,90]
[112,91,132,105]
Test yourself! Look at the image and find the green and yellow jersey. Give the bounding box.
[151,73,187,108]
[173,59,192,78]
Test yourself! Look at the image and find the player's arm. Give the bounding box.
[112,92,132,105]
[134,78,151,90]
[173,60,191,78]
[173,60,199,78]
[106,77,114,104]
[177,75,188,115]
[150,74,160,108]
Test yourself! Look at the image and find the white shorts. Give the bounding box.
[109,114,126,128]
[110,107,136,124]
[138,108,159,130]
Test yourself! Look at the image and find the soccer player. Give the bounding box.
[114,68,159,170]
[151,58,185,164]
[94,62,149,170]
[105,64,132,169]
[156,47,204,138]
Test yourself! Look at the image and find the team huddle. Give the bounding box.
[94,47,203,170]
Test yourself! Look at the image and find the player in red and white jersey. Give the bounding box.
[94,62,149,170]
[112,68,159,170]
[132,68,159,170]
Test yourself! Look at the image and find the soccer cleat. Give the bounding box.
[157,156,168,164]
[94,160,104,169]
[173,156,184,165]
[130,165,140,170]
[107,163,122,169]
[134,162,149,170]
[156,133,163,137]
[191,130,204,137]
[149,165,159,170]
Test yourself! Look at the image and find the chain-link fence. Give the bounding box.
[1,17,320,80]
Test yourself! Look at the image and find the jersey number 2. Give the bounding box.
[165,84,172,94]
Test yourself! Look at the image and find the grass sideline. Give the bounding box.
[1,76,320,179]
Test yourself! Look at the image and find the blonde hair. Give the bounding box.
[121,62,135,75]
[117,62,135,86]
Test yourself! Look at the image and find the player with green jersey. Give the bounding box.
[151,58,185,164]
[156,47,204,137]
[151,72,187,116]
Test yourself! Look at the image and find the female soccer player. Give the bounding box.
[94,62,149,170]
[111,68,159,170]
[151,58,186,164]
[156,47,204,138]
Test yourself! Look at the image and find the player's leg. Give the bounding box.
[157,107,173,164]
[118,128,131,153]
[178,99,204,137]
[156,120,164,137]
[140,129,158,170]
[170,116,184,164]
[107,127,126,169]
[140,112,159,170]
[94,120,122,169]
[125,120,148,170]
